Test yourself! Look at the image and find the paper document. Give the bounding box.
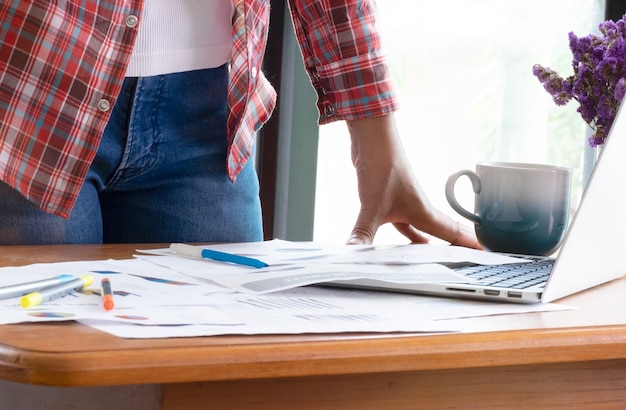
[0,240,571,339]
[143,239,528,266]
[138,239,528,294]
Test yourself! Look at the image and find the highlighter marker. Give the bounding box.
[101,278,115,311]
[20,275,94,308]
[0,274,75,300]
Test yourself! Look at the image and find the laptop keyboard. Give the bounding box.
[454,259,554,289]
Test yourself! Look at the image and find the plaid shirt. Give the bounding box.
[0,0,397,218]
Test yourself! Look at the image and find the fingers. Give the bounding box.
[392,223,431,244]
[426,211,482,249]
[346,225,376,245]
[346,207,482,249]
[449,222,482,249]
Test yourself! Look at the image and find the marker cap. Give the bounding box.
[103,298,115,310]
[20,292,42,308]
[81,275,95,288]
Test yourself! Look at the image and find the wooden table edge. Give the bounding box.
[2,323,626,387]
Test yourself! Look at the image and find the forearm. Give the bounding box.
[346,114,409,175]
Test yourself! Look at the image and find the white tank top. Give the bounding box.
[126,0,234,77]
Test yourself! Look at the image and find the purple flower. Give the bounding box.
[534,14,626,145]
[615,78,626,101]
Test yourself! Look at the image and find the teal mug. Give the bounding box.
[445,162,571,255]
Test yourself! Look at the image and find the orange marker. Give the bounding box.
[101,278,115,311]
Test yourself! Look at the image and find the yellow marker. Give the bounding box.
[20,275,94,308]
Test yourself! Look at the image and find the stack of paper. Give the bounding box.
[0,240,570,338]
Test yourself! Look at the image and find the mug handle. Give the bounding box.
[445,170,482,225]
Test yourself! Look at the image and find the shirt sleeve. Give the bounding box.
[287,0,399,124]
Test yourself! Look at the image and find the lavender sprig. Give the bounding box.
[533,15,626,146]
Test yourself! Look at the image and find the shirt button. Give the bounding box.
[125,15,139,28]
[97,99,111,112]
[251,66,258,78]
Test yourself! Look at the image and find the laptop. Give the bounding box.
[331,105,626,304]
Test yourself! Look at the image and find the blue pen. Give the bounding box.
[0,274,75,300]
[170,243,269,268]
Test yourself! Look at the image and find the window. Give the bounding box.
[313,0,607,244]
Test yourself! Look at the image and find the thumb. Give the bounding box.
[346,210,379,245]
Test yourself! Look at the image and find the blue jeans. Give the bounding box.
[0,66,263,244]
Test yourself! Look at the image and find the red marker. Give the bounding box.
[101,278,115,311]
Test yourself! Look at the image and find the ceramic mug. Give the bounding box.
[445,162,571,255]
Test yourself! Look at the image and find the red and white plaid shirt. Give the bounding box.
[0,0,397,218]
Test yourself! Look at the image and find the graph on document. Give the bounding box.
[237,296,340,310]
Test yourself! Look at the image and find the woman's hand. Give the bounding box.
[344,114,481,248]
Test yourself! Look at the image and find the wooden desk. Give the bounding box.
[1,244,626,409]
